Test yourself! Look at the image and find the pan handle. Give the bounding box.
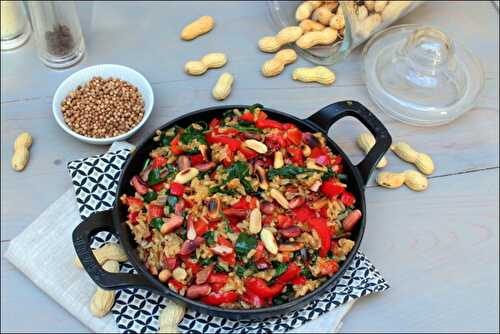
[306,100,392,187]
[72,210,159,291]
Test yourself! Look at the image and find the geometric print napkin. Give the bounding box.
[67,148,390,334]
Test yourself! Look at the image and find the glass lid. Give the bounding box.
[363,24,484,126]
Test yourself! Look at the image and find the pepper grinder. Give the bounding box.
[28,1,85,69]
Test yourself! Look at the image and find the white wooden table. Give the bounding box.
[1,1,498,332]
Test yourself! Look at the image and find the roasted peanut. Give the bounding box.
[181,16,214,41]
[374,0,388,13]
[158,300,186,333]
[329,13,345,30]
[89,260,119,317]
[159,269,172,283]
[364,0,375,11]
[244,139,268,154]
[296,28,338,49]
[261,228,278,255]
[311,6,334,25]
[295,1,323,21]
[172,267,188,281]
[377,170,428,192]
[174,167,199,184]
[391,142,434,175]
[302,144,311,157]
[381,1,412,21]
[255,165,269,190]
[261,49,297,77]
[11,132,32,172]
[357,5,368,21]
[274,151,284,168]
[212,72,234,101]
[258,26,303,53]
[306,159,327,171]
[249,208,262,234]
[299,19,325,32]
[74,243,127,269]
[269,188,289,209]
[292,66,336,85]
[356,132,388,168]
[184,53,227,76]
[355,13,382,39]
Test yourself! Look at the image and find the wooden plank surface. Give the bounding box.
[1,1,498,332]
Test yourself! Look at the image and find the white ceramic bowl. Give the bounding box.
[52,64,154,145]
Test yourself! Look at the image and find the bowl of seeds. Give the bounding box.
[53,64,154,145]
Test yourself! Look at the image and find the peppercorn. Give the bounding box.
[61,76,145,138]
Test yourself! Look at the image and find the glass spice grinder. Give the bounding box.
[28,0,85,69]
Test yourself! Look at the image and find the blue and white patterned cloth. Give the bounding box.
[67,148,389,334]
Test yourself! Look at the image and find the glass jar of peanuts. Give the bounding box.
[267,1,422,65]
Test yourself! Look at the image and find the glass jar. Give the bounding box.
[1,0,31,51]
[28,0,85,69]
[268,1,422,65]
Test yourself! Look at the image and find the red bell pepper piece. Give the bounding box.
[208,272,228,285]
[319,206,329,218]
[185,260,201,274]
[152,183,165,192]
[211,282,225,293]
[231,197,251,210]
[164,256,178,270]
[222,148,234,167]
[127,211,139,225]
[275,263,301,284]
[170,135,184,155]
[282,123,296,130]
[245,278,284,298]
[321,179,345,198]
[310,147,328,159]
[125,196,144,211]
[253,242,266,260]
[265,132,287,149]
[151,156,169,169]
[147,204,164,223]
[340,191,356,206]
[209,117,220,128]
[286,127,303,146]
[239,145,258,160]
[292,206,316,222]
[308,218,331,257]
[201,291,239,305]
[276,214,294,229]
[256,118,284,130]
[169,182,185,196]
[256,110,267,120]
[241,291,265,308]
[291,275,307,285]
[217,128,240,136]
[319,259,340,276]
[194,218,209,236]
[189,153,205,165]
[240,111,255,123]
[288,147,304,165]
[205,132,242,152]
[131,175,148,195]
[168,278,185,292]
[220,252,236,265]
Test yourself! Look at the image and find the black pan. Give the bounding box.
[73,100,391,320]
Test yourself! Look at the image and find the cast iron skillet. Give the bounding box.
[73,100,391,320]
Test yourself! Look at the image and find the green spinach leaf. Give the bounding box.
[150,217,164,230]
[235,233,257,258]
[267,166,316,179]
[143,191,157,203]
[203,231,216,246]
